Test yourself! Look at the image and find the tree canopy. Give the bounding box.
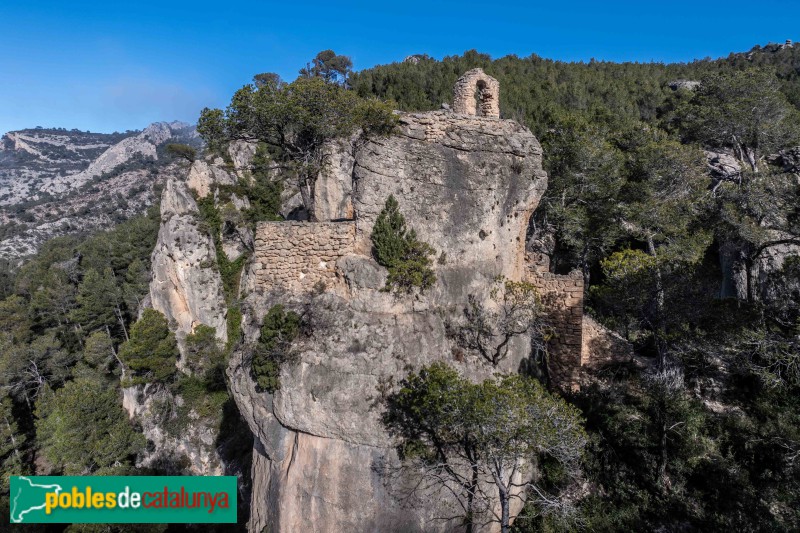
[384,363,586,532]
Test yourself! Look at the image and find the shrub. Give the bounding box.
[251,304,300,393]
[164,143,196,163]
[194,194,249,302]
[371,195,435,293]
[118,309,178,384]
[184,324,225,388]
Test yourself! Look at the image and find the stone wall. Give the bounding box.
[452,68,500,118]
[527,268,584,389]
[253,221,355,293]
[581,315,633,370]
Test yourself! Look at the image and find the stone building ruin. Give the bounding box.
[452,68,500,118]
[250,70,625,390]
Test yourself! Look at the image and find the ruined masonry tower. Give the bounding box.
[452,68,500,118]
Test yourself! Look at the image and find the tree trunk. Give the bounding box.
[647,236,667,369]
[492,463,511,533]
[3,414,22,463]
[107,325,127,380]
[656,402,669,492]
[465,461,479,533]
[116,305,129,342]
[581,245,591,286]
[745,147,759,173]
[500,491,510,533]
[300,177,315,221]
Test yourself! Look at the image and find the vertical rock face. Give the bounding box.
[233,109,549,532]
[312,137,356,221]
[125,170,234,475]
[130,138,268,476]
[352,110,547,304]
[149,178,228,344]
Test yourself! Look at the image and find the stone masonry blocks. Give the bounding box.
[254,221,355,293]
[527,269,585,389]
[452,68,501,118]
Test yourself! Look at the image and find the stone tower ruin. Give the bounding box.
[452,68,500,118]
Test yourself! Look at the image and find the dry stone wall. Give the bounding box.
[526,267,584,388]
[253,221,355,293]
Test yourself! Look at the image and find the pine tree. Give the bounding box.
[118,309,178,384]
[71,268,121,334]
[251,304,300,393]
[35,379,145,474]
[371,195,436,293]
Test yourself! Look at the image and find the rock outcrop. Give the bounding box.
[705,149,742,183]
[769,146,800,173]
[122,383,224,475]
[668,79,700,91]
[232,99,551,531]
[149,178,228,346]
[125,139,266,481]
[139,73,613,531]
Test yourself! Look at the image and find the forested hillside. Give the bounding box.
[352,42,800,134]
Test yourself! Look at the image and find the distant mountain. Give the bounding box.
[0,121,201,259]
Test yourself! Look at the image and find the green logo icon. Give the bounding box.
[9,476,237,524]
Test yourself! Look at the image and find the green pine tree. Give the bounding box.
[118,309,178,384]
[371,195,436,293]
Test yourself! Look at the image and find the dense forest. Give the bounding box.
[2,42,800,531]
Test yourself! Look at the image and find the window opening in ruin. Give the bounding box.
[474,80,487,117]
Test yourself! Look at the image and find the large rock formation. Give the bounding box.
[124,152,247,476]
[138,74,622,531]
[149,177,228,346]
[232,100,551,531]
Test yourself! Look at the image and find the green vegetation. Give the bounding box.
[36,378,145,475]
[356,47,800,531]
[244,143,283,224]
[251,304,301,393]
[195,194,249,302]
[384,363,586,533]
[118,309,179,385]
[2,44,800,531]
[677,69,800,171]
[184,324,225,385]
[298,49,353,85]
[0,206,159,505]
[371,195,436,293]
[164,142,197,163]
[198,59,397,212]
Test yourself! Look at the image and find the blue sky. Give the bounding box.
[1,0,797,135]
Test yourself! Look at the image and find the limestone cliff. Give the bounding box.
[149,176,228,346]
[125,154,246,476]
[231,107,550,532]
[136,71,617,531]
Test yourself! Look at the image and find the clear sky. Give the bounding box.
[1,0,797,135]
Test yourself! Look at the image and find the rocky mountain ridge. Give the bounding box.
[0,121,200,259]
